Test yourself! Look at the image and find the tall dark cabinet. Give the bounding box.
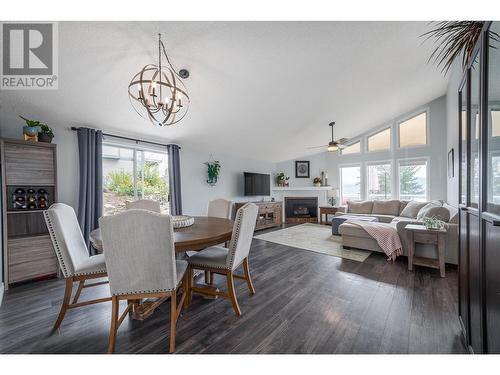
[458,21,500,354]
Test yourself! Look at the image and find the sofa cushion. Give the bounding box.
[443,203,459,224]
[416,201,443,221]
[418,206,450,222]
[347,201,373,214]
[372,200,401,216]
[400,201,428,218]
[399,200,410,215]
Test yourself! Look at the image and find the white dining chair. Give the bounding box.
[44,203,110,330]
[187,203,258,316]
[207,198,232,219]
[125,199,161,213]
[99,209,188,353]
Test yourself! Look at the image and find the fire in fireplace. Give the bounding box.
[284,197,318,224]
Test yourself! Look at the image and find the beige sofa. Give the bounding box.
[335,199,458,264]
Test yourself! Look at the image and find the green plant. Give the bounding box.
[422,216,445,230]
[421,22,495,74]
[205,160,221,184]
[276,172,289,185]
[19,115,53,135]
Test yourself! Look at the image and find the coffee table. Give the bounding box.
[331,215,379,235]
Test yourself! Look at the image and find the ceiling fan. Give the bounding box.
[308,122,348,152]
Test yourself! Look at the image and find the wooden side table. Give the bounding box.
[405,224,447,277]
[319,206,338,225]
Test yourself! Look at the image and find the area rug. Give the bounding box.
[253,223,372,262]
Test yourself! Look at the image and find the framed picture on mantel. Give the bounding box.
[295,160,310,178]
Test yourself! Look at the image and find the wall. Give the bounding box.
[180,147,276,216]
[274,95,449,202]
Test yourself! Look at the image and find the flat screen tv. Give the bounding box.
[244,172,270,196]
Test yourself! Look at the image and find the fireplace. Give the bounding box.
[284,197,318,224]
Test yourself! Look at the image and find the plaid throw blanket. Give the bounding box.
[349,221,402,261]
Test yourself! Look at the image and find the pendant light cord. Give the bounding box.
[158,35,184,79]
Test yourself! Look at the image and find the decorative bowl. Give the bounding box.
[172,215,194,228]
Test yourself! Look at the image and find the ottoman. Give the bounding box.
[331,215,379,235]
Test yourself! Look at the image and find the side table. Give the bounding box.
[405,224,447,278]
[319,206,338,225]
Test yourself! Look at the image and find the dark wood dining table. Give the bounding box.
[89,216,234,320]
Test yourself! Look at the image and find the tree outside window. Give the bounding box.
[399,161,427,201]
[367,163,392,200]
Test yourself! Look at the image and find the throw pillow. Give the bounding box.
[418,206,451,222]
[347,201,374,214]
[416,201,443,221]
[372,200,401,216]
[400,201,428,219]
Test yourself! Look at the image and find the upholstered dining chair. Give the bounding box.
[187,203,258,316]
[99,209,189,353]
[44,203,110,330]
[125,199,161,213]
[207,198,232,219]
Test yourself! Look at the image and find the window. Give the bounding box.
[492,110,500,137]
[340,165,361,204]
[398,112,427,148]
[103,142,169,215]
[367,163,392,200]
[398,159,428,201]
[341,141,361,155]
[367,127,391,152]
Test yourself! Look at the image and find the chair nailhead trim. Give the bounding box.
[44,211,70,278]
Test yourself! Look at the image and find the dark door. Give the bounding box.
[483,22,500,354]
[458,81,470,345]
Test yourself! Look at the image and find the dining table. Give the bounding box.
[89,216,234,320]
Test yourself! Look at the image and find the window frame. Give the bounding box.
[396,109,430,149]
[396,157,430,202]
[339,163,362,205]
[365,125,392,153]
[365,160,394,201]
[340,140,362,156]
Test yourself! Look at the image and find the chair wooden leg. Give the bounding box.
[169,292,177,353]
[182,271,190,308]
[107,296,119,354]
[226,271,241,317]
[209,271,215,286]
[242,257,256,295]
[204,270,211,284]
[72,280,85,304]
[54,278,73,330]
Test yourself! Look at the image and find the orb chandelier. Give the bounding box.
[128,34,190,127]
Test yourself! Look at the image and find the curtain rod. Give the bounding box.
[70,126,180,149]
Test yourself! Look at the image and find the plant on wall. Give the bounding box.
[205,155,221,186]
[421,21,494,74]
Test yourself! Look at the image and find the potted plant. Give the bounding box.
[19,116,54,143]
[276,172,289,187]
[422,216,445,230]
[313,177,322,187]
[205,160,221,186]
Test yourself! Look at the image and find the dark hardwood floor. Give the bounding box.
[0,235,466,354]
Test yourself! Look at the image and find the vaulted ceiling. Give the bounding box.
[0,21,448,162]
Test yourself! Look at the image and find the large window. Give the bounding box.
[341,141,361,155]
[102,142,169,215]
[367,163,392,200]
[398,159,428,201]
[367,127,391,152]
[398,112,427,148]
[340,165,361,204]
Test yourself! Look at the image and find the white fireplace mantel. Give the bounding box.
[272,186,332,191]
[271,187,331,222]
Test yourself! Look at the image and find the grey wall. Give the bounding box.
[276,95,449,202]
[181,147,276,216]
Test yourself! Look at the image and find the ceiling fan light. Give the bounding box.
[327,144,338,152]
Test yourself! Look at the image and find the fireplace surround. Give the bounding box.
[284,197,318,224]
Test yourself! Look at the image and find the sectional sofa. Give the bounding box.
[335,199,458,264]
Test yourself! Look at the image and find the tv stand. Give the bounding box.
[234,201,282,231]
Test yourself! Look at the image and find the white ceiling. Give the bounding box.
[0,21,448,162]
